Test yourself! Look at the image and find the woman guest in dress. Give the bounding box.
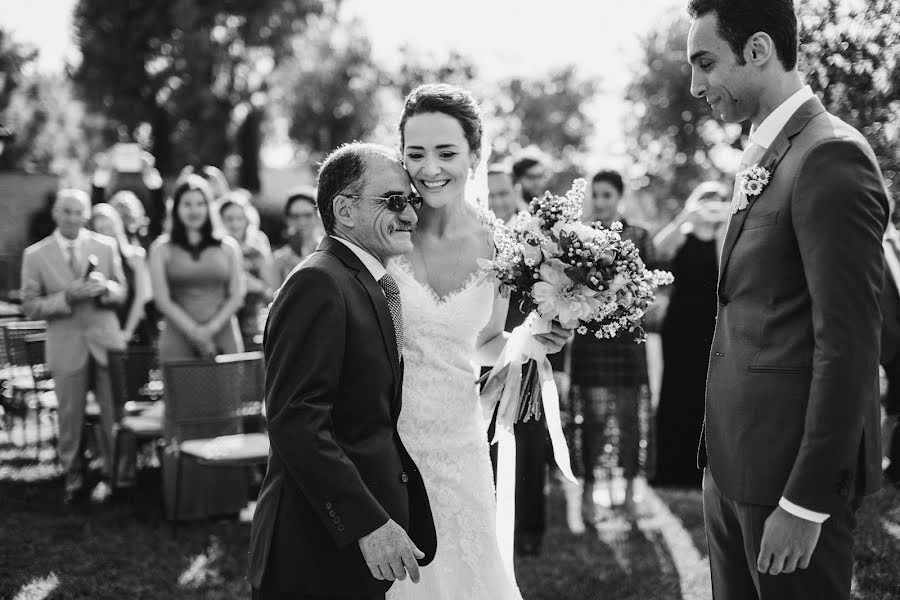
[219,190,276,351]
[570,169,657,524]
[148,175,247,520]
[273,187,321,283]
[650,181,730,488]
[91,203,155,347]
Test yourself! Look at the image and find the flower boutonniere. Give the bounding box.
[733,165,772,214]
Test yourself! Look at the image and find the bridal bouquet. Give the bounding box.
[481,178,673,425]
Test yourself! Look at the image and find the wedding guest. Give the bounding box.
[148,175,247,520]
[109,190,150,248]
[90,148,166,247]
[571,168,656,523]
[149,175,245,361]
[219,190,276,351]
[492,148,557,555]
[487,163,526,225]
[90,203,155,347]
[651,181,730,488]
[273,187,321,283]
[20,189,127,504]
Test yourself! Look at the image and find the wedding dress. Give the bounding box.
[386,255,523,600]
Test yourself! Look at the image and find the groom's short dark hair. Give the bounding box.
[687,0,798,71]
[316,142,397,234]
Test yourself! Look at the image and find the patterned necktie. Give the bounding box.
[379,274,403,360]
[731,141,767,214]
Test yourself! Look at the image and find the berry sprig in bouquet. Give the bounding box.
[482,178,673,426]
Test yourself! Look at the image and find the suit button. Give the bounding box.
[325,501,333,510]
[400,472,409,484]
[719,295,730,306]
[337,524,345,532]
[328,509,336,517]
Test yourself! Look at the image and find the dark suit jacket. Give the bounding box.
[247,237,436,596]
[700,97,889,515]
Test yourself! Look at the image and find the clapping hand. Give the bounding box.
[358,519,424,583]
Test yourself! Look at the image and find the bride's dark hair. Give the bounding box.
[399,83,483,154]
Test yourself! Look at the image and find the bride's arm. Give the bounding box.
[474,283,511,366]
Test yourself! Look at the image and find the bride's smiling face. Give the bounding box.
[402,112,478,209]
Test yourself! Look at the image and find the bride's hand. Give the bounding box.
[532,320,573,354]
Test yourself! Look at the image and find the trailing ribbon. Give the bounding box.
[480,312,576,578]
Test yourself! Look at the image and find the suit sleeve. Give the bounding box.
[264,266,389,548]
[784,139,888,513]
[20,249,72,320]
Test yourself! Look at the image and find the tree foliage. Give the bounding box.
[275,14,384,157]
[0,28,38,115]
[624,12,737,218]
[72,0,326,173]
[799,0,900,196]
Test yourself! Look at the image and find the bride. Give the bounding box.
[386,83,569,600]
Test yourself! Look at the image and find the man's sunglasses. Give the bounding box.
[342,194,423,213]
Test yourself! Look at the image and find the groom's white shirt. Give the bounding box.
[331,235,387,290]
[744,83,829,524]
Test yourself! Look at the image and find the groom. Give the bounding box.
[688,1,889,598]
[248,142,436,599]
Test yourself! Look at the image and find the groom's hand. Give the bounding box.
[756,506,822,575]
[358,519,426,583]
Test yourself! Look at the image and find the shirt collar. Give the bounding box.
[54,228,86,251]
[330,235,387,282]
[750,85,815,149]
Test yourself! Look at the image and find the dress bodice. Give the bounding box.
[387,256,495,451]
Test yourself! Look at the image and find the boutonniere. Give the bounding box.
[733,165,772,214]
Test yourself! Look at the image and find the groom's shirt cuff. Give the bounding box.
[779,497,830,523]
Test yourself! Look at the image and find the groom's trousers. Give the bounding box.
[702,469,857,600]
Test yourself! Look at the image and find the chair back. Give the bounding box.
[2,321,47,368]
[108,347,159,420]
[0,317,24,367]
[216,351,265,423]
[162,352,264,443]
[23,333,51,385]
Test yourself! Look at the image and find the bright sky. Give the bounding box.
[0,0,684,153]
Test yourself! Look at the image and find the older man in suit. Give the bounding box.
[21,189,127,504]
[688,1,888,598]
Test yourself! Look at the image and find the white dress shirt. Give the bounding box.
[331,235,387,286]
[747,85,830,523]
[54,228,88,274]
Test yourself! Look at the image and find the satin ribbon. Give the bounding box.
[481,313,576,578]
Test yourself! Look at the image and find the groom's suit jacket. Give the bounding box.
[248,237,436,596]
[700,97,889,516]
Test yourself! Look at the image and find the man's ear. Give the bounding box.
[745,32,775,66]
[332,195,356,228]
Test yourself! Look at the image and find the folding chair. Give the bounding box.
[2,321,48,451]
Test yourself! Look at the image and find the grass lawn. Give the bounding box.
[1,435,899,599]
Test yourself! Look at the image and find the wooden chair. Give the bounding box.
[1,321,48,450]
[108,347,163,488]
[163,351,268,532]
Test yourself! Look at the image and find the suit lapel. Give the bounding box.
[718,97,827,283]
[319,238,402,386]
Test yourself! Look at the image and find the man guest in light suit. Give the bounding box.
[688,0,889,598]
[21,188,127,504]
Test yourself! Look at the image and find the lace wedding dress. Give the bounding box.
[386,255,523,600]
